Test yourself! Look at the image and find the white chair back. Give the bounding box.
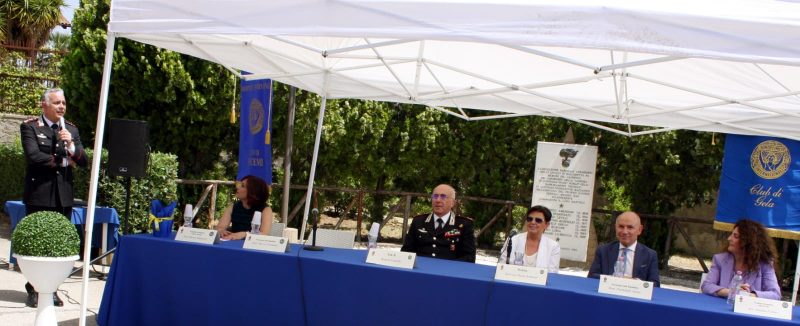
[307,229,356,249]
[699,272,708,292]
[269,222,286,237]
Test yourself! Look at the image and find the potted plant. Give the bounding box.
[12,211,80,326]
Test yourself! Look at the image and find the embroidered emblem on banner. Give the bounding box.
[249,98,265,135]
[751,140,790,179]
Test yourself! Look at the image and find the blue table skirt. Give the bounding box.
[97,236,800,326]
[487,272,800,325]
[97,234,305,326]
[299,247,495,326]
[5,201,120,264]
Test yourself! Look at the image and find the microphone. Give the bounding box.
[58,117,67,164]
[304,208,323,251]
[504,229,518,264]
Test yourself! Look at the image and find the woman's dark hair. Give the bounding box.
[526,205,552,222]
[731,219,777,272]
[241,175,270,208]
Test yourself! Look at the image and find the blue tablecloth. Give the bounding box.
[4,201,120,264]
[97,234,305,326]
[298,248,495,326]
[97,236,800,326]
[487,272,800,325]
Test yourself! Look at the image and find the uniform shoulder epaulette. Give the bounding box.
[23,117,38,124]
[65,120,78,127]
[457,215,474,222]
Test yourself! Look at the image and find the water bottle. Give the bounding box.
[251,211,262,235]
[513,252,525,266]
[613,254,625,277]
[367,234,377,249]
[183,204,194,228]
[727,271,743,305]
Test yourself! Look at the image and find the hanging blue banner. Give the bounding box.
[237,78,272,184]
[715,134,800,238]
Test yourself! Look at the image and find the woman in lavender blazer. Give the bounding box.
[701,219,781,300]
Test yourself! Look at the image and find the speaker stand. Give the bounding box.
[123,176,132,234]
[69,247,116,280]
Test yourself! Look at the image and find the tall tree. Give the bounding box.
[1,0,65,61]
[60,0,239,178]
[46,31,69,51]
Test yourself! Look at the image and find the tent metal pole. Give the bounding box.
[299,73,329,242]
[491,93,631,136]
[629,73,800,119]
[281,86,296,222]
[793,240,800,305]
[79,33,116,326]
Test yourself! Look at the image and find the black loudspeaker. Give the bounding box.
[107,119,149,178]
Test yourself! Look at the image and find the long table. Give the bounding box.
[300,247,494,325]
[98,235,800,326]
[4,201,120,265]
[97,234,305,326]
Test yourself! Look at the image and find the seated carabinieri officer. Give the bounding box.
[401,184,476,262]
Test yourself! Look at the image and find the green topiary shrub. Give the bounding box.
[12,211,80,257]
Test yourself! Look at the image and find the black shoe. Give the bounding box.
[53,293,63,307]
[26,292,37,308]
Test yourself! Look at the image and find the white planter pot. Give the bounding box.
[13,254,79,326]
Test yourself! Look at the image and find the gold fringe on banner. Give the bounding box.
[264,80,272,145]
[230,76,238,124]
[713,220,800,240]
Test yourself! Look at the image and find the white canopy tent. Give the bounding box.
[78,1,800,324]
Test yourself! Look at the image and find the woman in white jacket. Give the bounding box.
[498,205,560,273]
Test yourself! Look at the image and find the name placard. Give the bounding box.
[243,234,289,253]
[734,295,792,320]
[494,264,548,286]
[175,227,219,245]
[597,275,654,300]
[365,249,416,270]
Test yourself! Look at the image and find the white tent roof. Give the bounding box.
[108,0,800,140]
[77,3,800,322]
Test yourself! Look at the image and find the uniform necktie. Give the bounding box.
[51,123,59,154]
[435,218,443,233]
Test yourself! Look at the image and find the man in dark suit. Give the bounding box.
[20,88,88,307]
[588,211,660,287]
[401,184,476,262]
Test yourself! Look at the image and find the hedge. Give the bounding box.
[0,141,178,233]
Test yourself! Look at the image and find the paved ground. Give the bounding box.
[0,217,106,326]
[0,215,704,325]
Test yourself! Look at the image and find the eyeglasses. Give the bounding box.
[431,194,449,200]
[526,216,545,224]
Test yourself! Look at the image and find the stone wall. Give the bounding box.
[0,114,28,145]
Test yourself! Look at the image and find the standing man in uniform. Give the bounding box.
[588,211,660,287]
[20,88,88,307]
[401,184,476,262]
